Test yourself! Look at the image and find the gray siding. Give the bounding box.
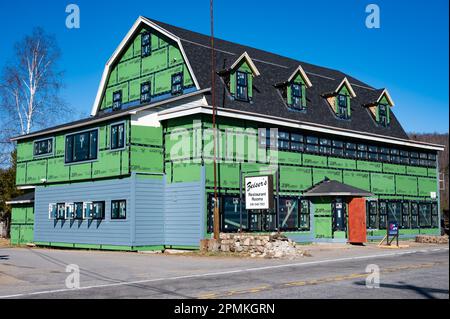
[164,181,204,247]
[34,178,134,246]
[34,173,205,248]
[134,177,165,246]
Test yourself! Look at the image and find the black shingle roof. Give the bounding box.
[149,18,409,140]
[6,191,35,204]
[303,179,374,197]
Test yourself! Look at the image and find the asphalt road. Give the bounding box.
[0,244,448,299]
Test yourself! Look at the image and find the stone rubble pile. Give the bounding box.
[415,235,448,244]
[204,233,304,258]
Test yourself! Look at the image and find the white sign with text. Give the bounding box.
[245,175,273,210]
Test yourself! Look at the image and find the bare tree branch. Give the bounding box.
[0,27,72,166]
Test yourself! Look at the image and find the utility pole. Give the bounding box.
[210,0,219,240]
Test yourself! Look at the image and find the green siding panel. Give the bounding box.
[417,177,437,197]
[395,175,418,196]
[342,171,370,191]
[11,207,27,224]
[383,163,406,174]
[357,160,382,172]
[371,173,395,194]
[328,157,356,170]
[303,154,327,167]
[26,160,47,184]
[313,168,342,184]
[131,146,163,173]
[47,157,70,182]
[407,166,428,176]
[280,166,312,191]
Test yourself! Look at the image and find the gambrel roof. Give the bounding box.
[146,18,409,139]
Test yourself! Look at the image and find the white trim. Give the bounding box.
[90,16,201,116]
[335,77,357,98]
[157,104,444,151]
[5,200,33,205]
[11,89,210,142]
[377,88,395,107]
[288,65,313,88]
[229,52,261,76]
[17,186,36,190]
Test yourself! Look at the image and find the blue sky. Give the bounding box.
[0,0,448,133]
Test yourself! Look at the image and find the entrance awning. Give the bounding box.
[302,178,374,197]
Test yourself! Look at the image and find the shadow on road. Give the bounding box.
[25,248,194,298]
[354,281,449,299]
[0,255,9,260]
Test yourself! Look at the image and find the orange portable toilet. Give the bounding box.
[348,197,367,244]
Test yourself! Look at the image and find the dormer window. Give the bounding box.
[277,65,312,111]
[378,103,388,127]
[291,83,303,109]
[236,71,248,101]
[323,77,356,120]
[364,89,394,127]
[219,52,260,103]
[112,90,122,111]
[141,32,151,57]
[337,94,349,119]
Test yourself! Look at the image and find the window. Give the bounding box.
[431,202,439,228]
[357,145,368,160]
[331,140,344,157]
[236,71,248,101]
[290,133,304,152]
[378,104,388,126]
[48,203,57,219]
[140,81,151,103]
[306,136,319,153]
[290,83,303,109]
[279,198,299,231]
[367,201,378,229]
[411,202,419,228]
[34,138,53,157]
[74,202,84,220]
[110,123,125,150]
[65,130,98,164]
[410,152,419,166]
[171,73,183,95]
[337,94,349,119]
[344,142,357,159]
[418,202,431,228]
[141,32,151,57]
[401,202,410,229]
[56,203,66,220]
[299,199,310,230]
[112,91,122,111]
[89,201,105,220]
[379,201,387,229]
[319,139,332,155]
[379,147,390,162]
[111,200,127,220]
[387,201,401,225]
[400,150,410,165]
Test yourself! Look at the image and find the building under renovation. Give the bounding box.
[8,17,444,250]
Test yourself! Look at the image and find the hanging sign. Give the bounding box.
[245,175,274,210]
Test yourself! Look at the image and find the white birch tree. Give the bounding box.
[0,27,69,165]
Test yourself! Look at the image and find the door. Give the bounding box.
[332,198,347,239]
[348,198,367,243]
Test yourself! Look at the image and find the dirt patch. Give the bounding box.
[0,238,11,248]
